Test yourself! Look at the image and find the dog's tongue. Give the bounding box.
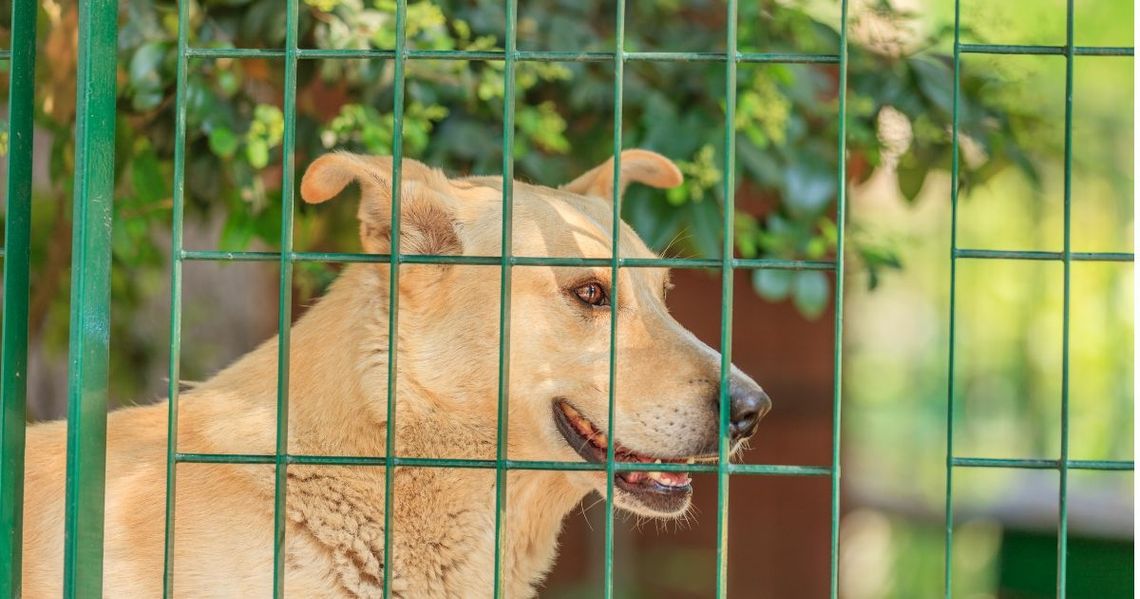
[623,470,691,487]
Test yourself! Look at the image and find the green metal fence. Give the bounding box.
[944,1,1135,598]
[0,0,847,596]
[163,2,848,597]
[0,0,35,596]
[0,0,1133,597]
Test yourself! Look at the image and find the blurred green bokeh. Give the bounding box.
[845,1,1133,597]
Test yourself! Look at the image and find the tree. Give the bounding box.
[0,0,1041,399]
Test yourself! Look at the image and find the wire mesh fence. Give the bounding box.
[0,0,1134,597]
[944,1,1134,597]
[160,1,848,597]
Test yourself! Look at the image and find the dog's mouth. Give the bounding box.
[553,400,713,513]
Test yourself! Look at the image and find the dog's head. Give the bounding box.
[300,150,770,518]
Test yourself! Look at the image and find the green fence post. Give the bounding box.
[62,0,119,596]
[1056,1,1076,594]
[0,0,38,594]
[161,0,192,594]
[491,2,517,596]
[944,1,963,596]
[829,1,850,596]
[270,0,301,595]
[381,1,408,596]
[714,1,740,596]
[602,2,625,597]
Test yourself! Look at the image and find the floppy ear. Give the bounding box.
[561,149,683,201]
[300,152,461,256]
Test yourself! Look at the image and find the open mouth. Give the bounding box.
[553,400,712,510]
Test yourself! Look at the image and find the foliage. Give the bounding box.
[2,0,1046,398]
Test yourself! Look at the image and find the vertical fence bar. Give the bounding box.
[714,1,739,596]
[1057,0,1075,594]
[602,2,626,597]
[491,2,518,596]
[271,0,301,594]
[0,0,37,593]
[381,1,408,596]
[62,0,119,595]
[944,0,963,596]
[161,0,191,594]
[828,1,850,596]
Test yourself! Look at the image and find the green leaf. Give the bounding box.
[686,199,723,260]
[909,57,955,115]
[781,157,836,216]
[220,209,255,251]
[246,139,270,169]
[130,148,167,204]
[753,269,793,302]
[129,42,167,93]
[216,69,241,98]
[208,127,240,159]
[131,91,165,112]
[792,270,829,319]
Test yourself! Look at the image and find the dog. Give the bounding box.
[21,149,770,597]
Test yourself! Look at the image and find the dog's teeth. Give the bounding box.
[645,470,691,488]
[654,458,661,464]
[686,458,695,464]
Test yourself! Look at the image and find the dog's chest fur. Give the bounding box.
[283,438,568,597]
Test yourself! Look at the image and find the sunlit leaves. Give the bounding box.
[515,102,570,154]
[736,69,792,149]
[245,105,285,168]
[87,0,1043,325]
[320,102,448,156]
[667,145,722,206]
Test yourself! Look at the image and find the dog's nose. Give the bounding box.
[727,380,770,442]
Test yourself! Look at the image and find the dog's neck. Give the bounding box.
[192,264,586,594]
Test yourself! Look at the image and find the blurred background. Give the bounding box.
[0,0,1132,596]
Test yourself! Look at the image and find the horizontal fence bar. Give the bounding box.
[184,47,838,64]
[960,44,1133,57]
[955,249,1134,262]
[179,249,835,270]
[173,452,830,475]
[0,51,8,59]
[952,457,1134,471]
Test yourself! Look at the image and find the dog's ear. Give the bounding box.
[561,149,683,201]
[300,152,461,256]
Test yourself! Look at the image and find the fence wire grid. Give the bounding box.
[0,0,1134,598]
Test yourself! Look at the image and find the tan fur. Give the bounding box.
[21,150,765,597]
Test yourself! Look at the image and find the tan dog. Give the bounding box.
[21,150,770,597]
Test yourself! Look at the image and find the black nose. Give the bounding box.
[726,379,771,442]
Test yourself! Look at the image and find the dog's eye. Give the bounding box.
[572,282,610,307]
